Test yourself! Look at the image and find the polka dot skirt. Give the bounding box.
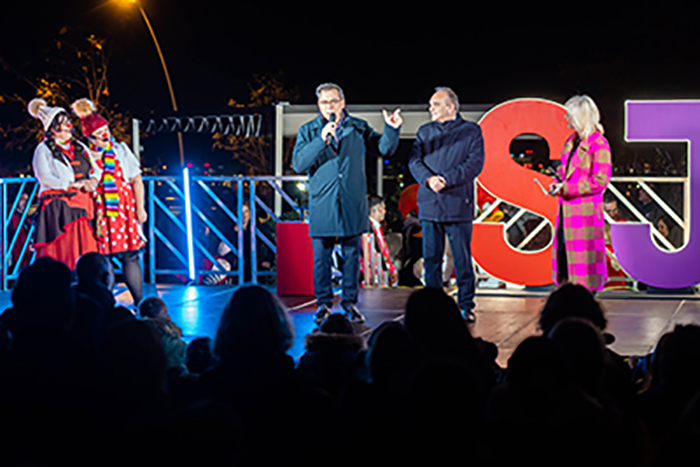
[95,158,146,254]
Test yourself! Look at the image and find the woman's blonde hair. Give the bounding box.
[564,95,604,139]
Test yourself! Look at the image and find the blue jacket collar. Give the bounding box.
[439,114,463,127]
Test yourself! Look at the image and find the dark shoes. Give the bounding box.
[315,303,365,325]
[314,305,331,325]
[462,308,476,323]
[342,303,366,323]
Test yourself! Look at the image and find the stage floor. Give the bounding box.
[2,284,699,367]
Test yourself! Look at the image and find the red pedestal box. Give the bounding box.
[276,222,314,296]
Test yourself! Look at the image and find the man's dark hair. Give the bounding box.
[315,82,345,100]
[434,86,460,112]
[368,194,384,212]
[603,192,617,204]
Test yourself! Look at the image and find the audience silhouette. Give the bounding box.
[1,258,699,465]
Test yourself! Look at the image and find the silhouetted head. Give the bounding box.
[366,321,420,385]
[186,336,218,374]
[539,283,607,335]
[505,336,575,389]
[76,252,114,290]
[11,257,75,330]
[139,296,169,319]
[548,317,606,397]
[653,324,700,396]
[214,285,293,361]
[319,312,354,335]
[404,287,476,363]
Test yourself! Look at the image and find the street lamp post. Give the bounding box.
[120,0,185,166]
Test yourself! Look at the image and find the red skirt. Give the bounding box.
[33,189,99,269]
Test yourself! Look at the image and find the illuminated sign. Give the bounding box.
[474,98,699,289]
[610,101,700,288]
[474,99,569,286]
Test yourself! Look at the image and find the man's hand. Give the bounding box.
[427,175,447,193]
[383,109,403,129]
[321,121,337,144]
[389,270,399,286]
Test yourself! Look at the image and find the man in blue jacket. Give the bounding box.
[409,87,484,322]
[293,83,402,324]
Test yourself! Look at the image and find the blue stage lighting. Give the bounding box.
[183,167,196,281]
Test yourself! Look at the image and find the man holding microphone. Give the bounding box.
[293,83,402,324]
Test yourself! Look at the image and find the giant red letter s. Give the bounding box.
[611,101,700,288]
[473,99,570,286]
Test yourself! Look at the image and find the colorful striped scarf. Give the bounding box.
[90,137,119,217]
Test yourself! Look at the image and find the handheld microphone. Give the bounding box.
[325,112,337,144]
[547,165,562,183]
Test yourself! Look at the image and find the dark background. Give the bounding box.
[0,1,696,176]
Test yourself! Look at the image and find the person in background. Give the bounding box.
[364,195,398,286]
[398,184,424,287]
[655,213,682,250]
[139,296,170,320]
[603,195,626,222]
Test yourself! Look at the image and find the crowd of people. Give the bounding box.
[1,253,699,465]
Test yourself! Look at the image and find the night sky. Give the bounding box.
[1,1,699,172]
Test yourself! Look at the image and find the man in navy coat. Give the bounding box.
[409,87,484,322]
[293,83,402,324]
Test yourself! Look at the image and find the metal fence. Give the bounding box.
[0,174,689,291]
[0,175,309,291]
[144,174,308,285]
[472,176,688,289]
[475,176,687,253]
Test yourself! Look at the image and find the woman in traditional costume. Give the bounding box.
[29,98,100,269]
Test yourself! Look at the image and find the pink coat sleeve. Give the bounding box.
[563,135,612,199]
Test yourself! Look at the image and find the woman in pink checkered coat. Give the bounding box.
[550,95,612,292]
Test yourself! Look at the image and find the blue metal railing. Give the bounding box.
[0,177,38,290]
[0,174,309,291]
[4,173,683,292]
[144,174,309,285]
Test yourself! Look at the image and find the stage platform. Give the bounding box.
[2,284,699,367]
